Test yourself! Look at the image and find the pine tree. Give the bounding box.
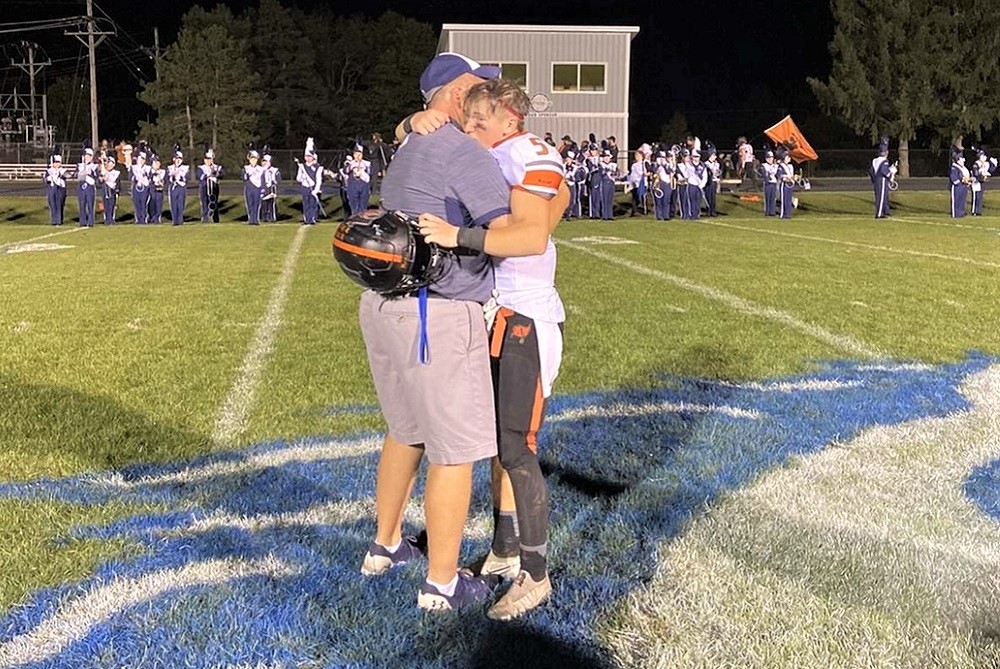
[807,0,938,177]
[245,0,320,147]
[138,8,260,166]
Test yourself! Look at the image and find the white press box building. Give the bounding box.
[438,24,640,162]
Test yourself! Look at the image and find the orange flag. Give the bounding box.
[764,115,818,163]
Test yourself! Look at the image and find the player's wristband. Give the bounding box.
[457,227,487,252]
[402,114,414,135]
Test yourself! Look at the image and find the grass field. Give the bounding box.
[2,190,1000,668]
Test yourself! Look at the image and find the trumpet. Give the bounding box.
[888,160,899,191]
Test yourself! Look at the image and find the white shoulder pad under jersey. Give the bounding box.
[490,131,564,200]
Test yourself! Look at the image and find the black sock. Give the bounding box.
[491,508,520,558]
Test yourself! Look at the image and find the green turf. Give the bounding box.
[1,188,999,638]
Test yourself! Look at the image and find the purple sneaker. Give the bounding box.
[360,535,423,575]
[417,570,499,611]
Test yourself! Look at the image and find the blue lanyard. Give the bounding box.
[418,286,430,365]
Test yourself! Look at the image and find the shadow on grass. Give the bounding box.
[0,374,210,479]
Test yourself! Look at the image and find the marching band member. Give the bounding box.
[197,148,222,223]
[687,150,708,220]
[949,148,971,218]
[101,154,121,224]
[598,149,618,220]
[130,151,152,224]
[43,151,68,225]
[776,148,796,219]
[167,146,189,225]
[585,144,602,218]
[243,146,265,225]
[261,151,280,222]
[148,155,165,223]
[76,144,99,227]
[871,137,895,219]
[296,137,323,225]
[652,150,674,221]
[563,150,587,219]
[761,149,779,217]
[342,143,371,217]
[675,148,691,219]
[705,148,722,217]
[626,149,648,216]
[970,149,997,216]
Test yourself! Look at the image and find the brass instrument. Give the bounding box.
[888,160,899,191]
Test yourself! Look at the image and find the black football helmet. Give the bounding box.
[332,209,447,296]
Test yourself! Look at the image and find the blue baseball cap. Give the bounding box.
[420,52,500,103]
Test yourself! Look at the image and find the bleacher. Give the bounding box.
[0,164,46,180]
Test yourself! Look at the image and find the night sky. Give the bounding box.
[5,0,844,148]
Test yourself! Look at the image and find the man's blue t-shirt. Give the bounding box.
[381,123,511,303]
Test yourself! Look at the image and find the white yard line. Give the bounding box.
[211,225,308,448]
[0,557,299,669]
[556,239,881,358]
[893,216,1000,234]
[703,220,1000,269]
[0,226,84,251]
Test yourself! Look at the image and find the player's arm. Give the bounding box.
[394,109,451,142]
[419,181,569,257]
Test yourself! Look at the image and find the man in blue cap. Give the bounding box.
[356,51,511,612]
[871,137,896,219]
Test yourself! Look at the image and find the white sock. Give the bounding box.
[426,574,458,597]
[383,539,402,554]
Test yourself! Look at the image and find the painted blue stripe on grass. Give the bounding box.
[0,354,993,668]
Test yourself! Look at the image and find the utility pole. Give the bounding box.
[65,0,114,148]
[11,42,50,122]
[141,27,163,80]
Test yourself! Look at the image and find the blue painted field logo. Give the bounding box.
[0,354,993,668]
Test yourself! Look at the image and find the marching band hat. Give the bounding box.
[353,143,364,154]
[84,147,94,156]
[680,148,690,157]
[878,136,889,154]
[566,150,576,159]
[51,154,62,163]
[765,149,774,158]
[262,153,271,162]
[248,149,260,158]
[174,150,183,159]
[205,148,215,159]
[977,148,987,158]
[103,153,116,164]
[420,52,500,103]
[691,149,701,158]
[601,149,612,157]
[304,137,316,158]
[151,154,160,163]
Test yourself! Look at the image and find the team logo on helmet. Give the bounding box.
[332,210,447,296]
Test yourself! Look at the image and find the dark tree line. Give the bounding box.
[49,0,436,165]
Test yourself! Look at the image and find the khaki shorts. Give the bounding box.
[359,290,497,465]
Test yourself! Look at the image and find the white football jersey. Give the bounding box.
[489,131,566,324]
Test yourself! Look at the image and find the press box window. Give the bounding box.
[552,63,606,93]
[482,62,528,89]
[500,63,527,89]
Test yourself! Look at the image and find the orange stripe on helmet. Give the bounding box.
[332,237,404,265]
